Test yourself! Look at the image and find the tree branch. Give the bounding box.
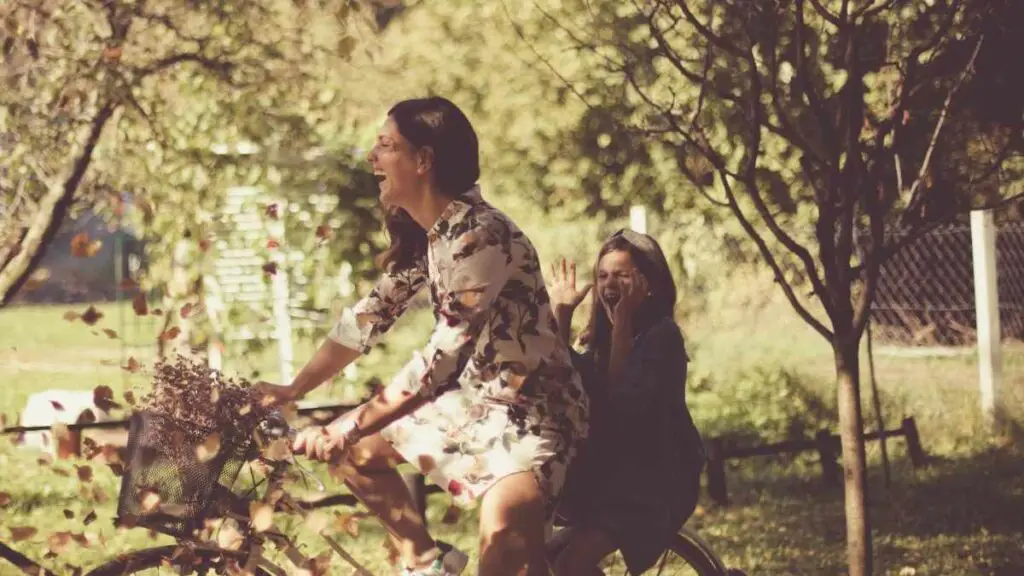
[901,33,984,224]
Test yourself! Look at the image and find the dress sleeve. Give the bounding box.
[609,318,689,424]
[413,216,514,399]
[327,261,428,354]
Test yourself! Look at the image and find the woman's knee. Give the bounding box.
[552,526,616,576]
[478,473,548,573]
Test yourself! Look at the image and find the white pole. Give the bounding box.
[630,205,648,234]
[268,201,294,385]
[970,209,1002,427]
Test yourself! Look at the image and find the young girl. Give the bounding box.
[260,97,588,576]
[548,229,704,575]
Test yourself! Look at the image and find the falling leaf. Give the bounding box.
[63,311,80,322]
[83,510,97,526]
[417,455,437,474]
[102,45,122,62]
[123,391,136,406]
[196,433,221,463]
[64,509,75,519]
[50,400,66,411]
[440,504,461,525]
[70,233,93,257]
[335,513,360,537]
[160,326,181,341]
[266,238,280,249]
[80,306,103,326]
[179,303,194,319]
[238,404,252,416]
[53,467,71,477]
[102,328,118,339]
[250,502,274,532]
[0,492,11,507]
[261,262,278,276]
[315,225,334,242]
[264,203,279,219]
[122,357,141,373]
[198,238,212,252]
[150,308,163,316]
[139,489,161,512]
[93,385,120,411]
[10,526,37,541]
[76,465,93,483]
[48,531,73,554]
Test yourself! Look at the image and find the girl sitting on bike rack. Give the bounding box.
[547,230,705,576]
[257,96,589,576]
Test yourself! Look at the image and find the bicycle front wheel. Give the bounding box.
[85,545,281,576]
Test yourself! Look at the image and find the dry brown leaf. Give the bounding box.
[250,502,274,532]
[123,390,136,405]
[264,203,279,219]
[417,455,437,474]
[70,233,92,257]
[93,385,120,411]
[50,400,65,411]
[102,328,118,339]
[10,526,37,541]
[335,513,360,537]
[261,262,278,276]
[198,238,212,252]
[315,224,334,242]
[83,510,97,526]
[80,306,103,326]
[160,326,181,341]
[63,509,74,519]
[215,521,245,551]
[440,504,461,525]
[150,308,163,316]
[0,492,11,507]
[76,465,93,483]
[179,303,194,319]
[122,357,141,373]
[131,294,148,316]
[101,45,122,62]
[195,433,221,463]
[63,311,80,322]
[48,531,73,554]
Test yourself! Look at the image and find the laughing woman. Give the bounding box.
[259,97,588,576]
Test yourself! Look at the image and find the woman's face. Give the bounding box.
[596,249,645,324]
[367,117,429,209]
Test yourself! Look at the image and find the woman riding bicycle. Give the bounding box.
[257,96,589,576]
[547,230,705,576]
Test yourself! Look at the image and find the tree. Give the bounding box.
[0,0,374,308]
[514,0,1023,574]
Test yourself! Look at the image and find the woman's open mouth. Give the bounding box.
[602,292,620,308]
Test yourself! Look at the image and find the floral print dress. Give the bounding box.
[328,186,589,521]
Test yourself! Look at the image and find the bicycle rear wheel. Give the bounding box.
[85,545,281,576]
[598,527,728,576]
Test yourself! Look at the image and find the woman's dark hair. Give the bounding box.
[584,229,677,373]
[378,97,480,271]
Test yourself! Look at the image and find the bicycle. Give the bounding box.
[6,410,743,576]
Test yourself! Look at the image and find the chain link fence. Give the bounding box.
[869,220,1024,347]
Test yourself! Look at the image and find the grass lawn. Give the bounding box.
[1,296,1023,575]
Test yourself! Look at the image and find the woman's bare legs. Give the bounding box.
[478,471,551,576]
[331,432,439,568]
[553,525,617,576]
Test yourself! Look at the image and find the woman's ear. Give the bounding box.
[415,146,435,175]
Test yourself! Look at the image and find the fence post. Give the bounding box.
[402,472,428,526]
[902,417,926,467]
[816,429,841,487]
[705,438,729,506]
[971,209,1002,430]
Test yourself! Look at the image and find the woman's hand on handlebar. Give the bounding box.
[292,418,358,462]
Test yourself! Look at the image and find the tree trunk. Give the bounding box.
[835,334,872,576]
[0,103,117,307]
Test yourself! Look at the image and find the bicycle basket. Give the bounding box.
[115,410,257,537]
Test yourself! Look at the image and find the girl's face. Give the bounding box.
[366,117,431,210]
[596,249,646,324]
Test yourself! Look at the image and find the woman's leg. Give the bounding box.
[331,432,439,567]
[478,471,551,576]
[552,525,617,576]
